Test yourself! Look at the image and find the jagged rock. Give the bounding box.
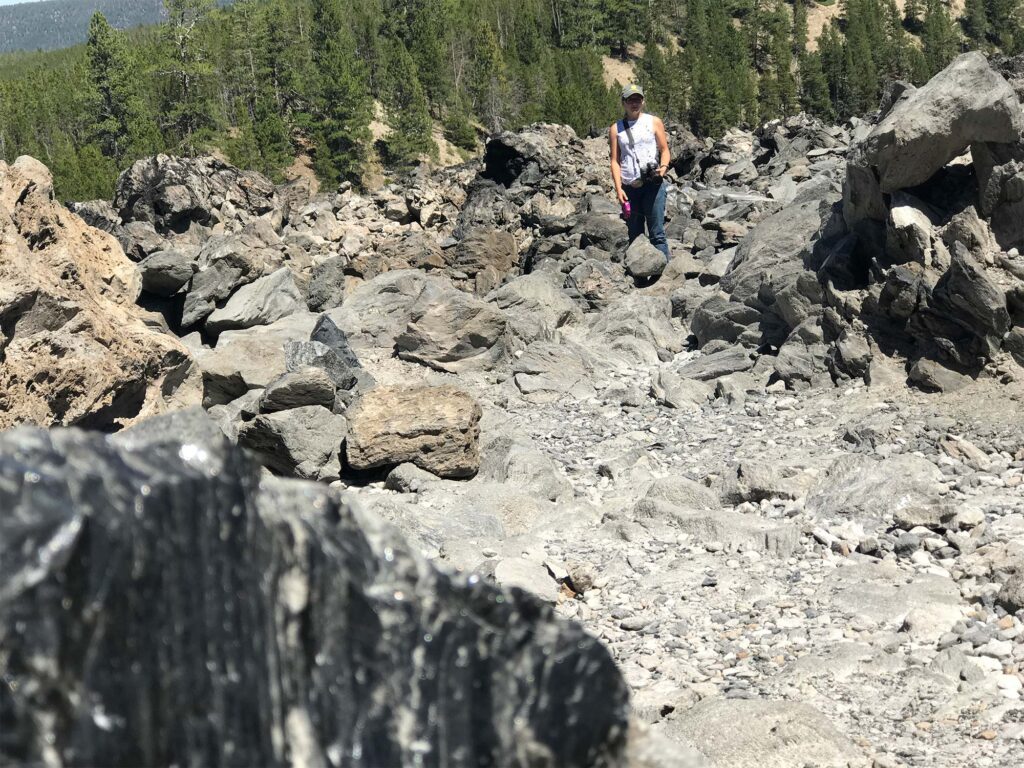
[878,264,929,320]
[827,327,873,382]
[138,248,196,296]
[0,411,628,767]
[482,123,583,187]
[930,247,1010,340]
[513,340,598,402]
[886,193,936,265]
[773,319,829,389]
[206,267,304,334]
[572,212,629,253]
[851,52,1024,195]
[305,254,346,312]
[325,270,454,349]
[675,347,756,381]
[691,294,762,347]
[939,204,997,257]
[664,699,862,768]
[114,154,277,234]
[486,270,582,343]
[196,312,320,406]
[650,370,712,410]
[258,367,336,413]
[720,175,843,342]
[353,231,445,279]
[345,385,482,478]
[624,237,667,280]
[395,292,510,373]
[586,295,681,366]
[632,500,798,557]
[181,221,284,327]
[450,227,518,293]
[805,454,945,522]
[0,156,200,430]
[908,358,972,392]
[237,404,347,481]
[566,259,632,310]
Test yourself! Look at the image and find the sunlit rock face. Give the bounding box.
[0,408,629,768]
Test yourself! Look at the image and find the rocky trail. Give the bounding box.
[3,53,1024,768]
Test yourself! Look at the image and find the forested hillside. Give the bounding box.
[0,0,170,53]
[1,0,1023,201]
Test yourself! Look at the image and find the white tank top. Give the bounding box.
[615,113,658,185]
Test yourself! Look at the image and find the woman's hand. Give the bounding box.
[656,164,668,178]
[616,188,628,205]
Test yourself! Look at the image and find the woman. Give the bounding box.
[609,84,671,260]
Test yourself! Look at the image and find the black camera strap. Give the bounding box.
[620,116,636,150]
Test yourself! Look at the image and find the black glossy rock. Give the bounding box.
[0,409,629,768]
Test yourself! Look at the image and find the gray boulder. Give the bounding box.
[486,270,582,343]
[137,249,195,296]
[624,237,667,280]
[306,254,347,312]
[258,367,336,413]
[206,267,304,334]
[804,454,945,523]
[0,411,628,767]
[196,312,320,406]
[650,370,713,410]
[513,340,599,402]
[566,259,632,311]
[237,404,347,481]
[395,293,510,373]
[852,52,1023,195]
[450,227,518,293]
[691,294,762,346]
[675,347,756,381]
[325,270,454,349]
[586,295,682,366]
[664,699,861,768]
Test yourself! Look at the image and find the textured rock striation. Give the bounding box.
[0,409,629,768]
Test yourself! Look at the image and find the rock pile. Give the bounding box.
[2,51,1024,768]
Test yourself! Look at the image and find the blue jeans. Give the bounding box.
[625,179,670,260]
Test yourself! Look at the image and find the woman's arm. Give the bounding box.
[609,124,627,204]
[653,117,671,177]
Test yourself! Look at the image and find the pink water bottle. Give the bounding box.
[621,200,631,220]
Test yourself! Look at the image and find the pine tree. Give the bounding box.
[552,0,601,48]
[162,0,217,154]
[406,0,452,115]
[963,0,989,45]
[468,20,510,133]
[922,0,959,76]
[309,0,372,184]
[793,0,809,56]
[382,40,436,165]
[799,52,833,118]
[85,12,158,163]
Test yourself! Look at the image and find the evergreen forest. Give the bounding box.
[1,0,1023,201]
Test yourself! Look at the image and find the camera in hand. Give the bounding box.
[642,162,662,183]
